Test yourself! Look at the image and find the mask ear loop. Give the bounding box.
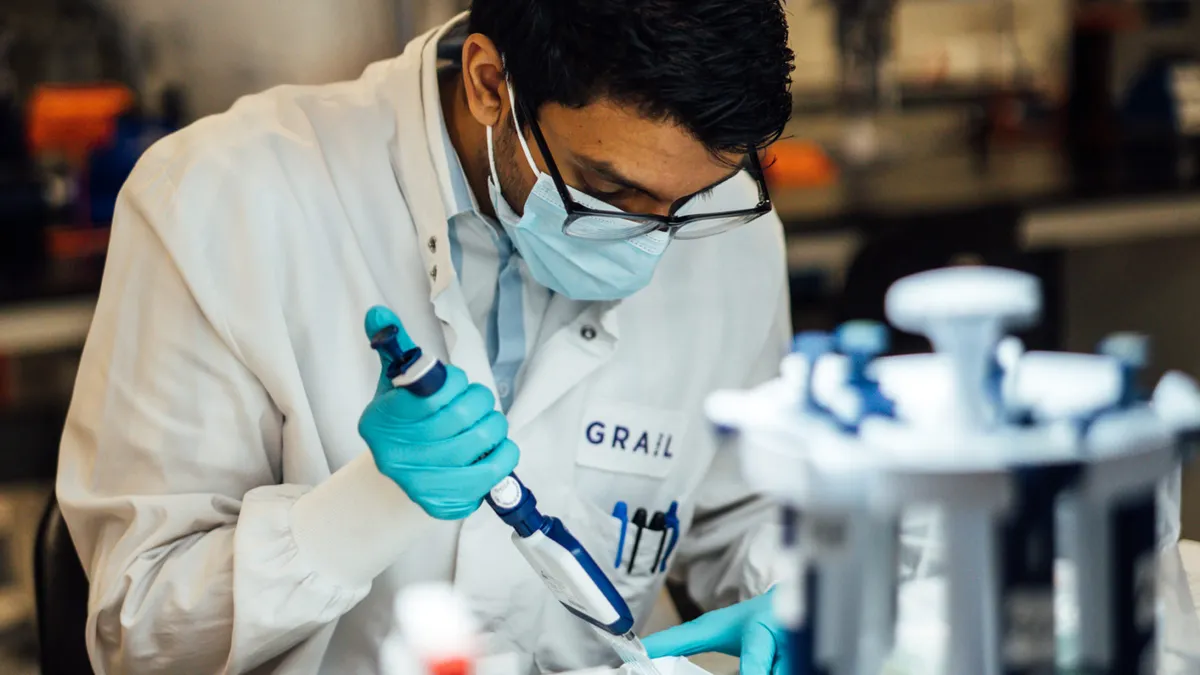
[486,64,540,186]
[486,124,501,185]
[504,77,540,175]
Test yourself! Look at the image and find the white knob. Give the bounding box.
[1153,371,1200,433]
[1010,353,1123,421]
[885,267,1042,428]
[885,267,1041,337]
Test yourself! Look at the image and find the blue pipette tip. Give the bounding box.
[793,332,835,415]
[1098,332,1150,369]
[1099,332,1150,407]
[793,331,835,358]
[835,320,890,357]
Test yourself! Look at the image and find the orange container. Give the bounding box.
[764,140,838,189]
[46,224,112,260]
[27,84,135,162]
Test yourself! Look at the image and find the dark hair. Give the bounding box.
[468,0,794,158]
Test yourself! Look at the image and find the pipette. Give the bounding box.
[370,325,658,675]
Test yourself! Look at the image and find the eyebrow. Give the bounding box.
[576,156,668,203]
[576,155,742,206]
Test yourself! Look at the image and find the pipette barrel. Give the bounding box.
[855,514,899,675]
[945,506,1001,675]
[1069,492,1114,673]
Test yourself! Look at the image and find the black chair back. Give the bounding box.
[34,496,94,675]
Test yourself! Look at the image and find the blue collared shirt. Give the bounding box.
[435,92,551,413]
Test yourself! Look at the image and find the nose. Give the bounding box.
[647,203,673,218]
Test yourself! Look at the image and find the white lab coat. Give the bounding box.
[57,15,791,675]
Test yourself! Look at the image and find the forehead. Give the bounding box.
[537,99,737,201]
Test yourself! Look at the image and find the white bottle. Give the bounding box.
[382,583,480,675]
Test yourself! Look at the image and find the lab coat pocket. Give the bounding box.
[612,513,675,581]
[565,498,671,631]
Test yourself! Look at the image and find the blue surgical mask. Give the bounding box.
[485,84,670,301]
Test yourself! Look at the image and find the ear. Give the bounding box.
[461,34,508,129]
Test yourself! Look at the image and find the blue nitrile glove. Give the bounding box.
[358,306,520,520]
[643,590,787,675]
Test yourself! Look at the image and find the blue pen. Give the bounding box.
[612,502,629,569]
[660,501,680,573]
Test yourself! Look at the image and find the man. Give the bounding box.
[57,1,796,673]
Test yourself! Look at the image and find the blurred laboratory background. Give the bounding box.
[0,0,1198,673]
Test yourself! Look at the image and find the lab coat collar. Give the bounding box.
[384,14,470,301]
[382,14,500,404]
[597,300,621,341]
[427,16,481,221]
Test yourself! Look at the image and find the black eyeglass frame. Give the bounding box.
[515,97,775,240]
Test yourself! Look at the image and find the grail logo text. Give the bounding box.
[585,421,674,459]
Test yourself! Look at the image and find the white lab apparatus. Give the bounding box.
[383,583,480,675]
[707,267,1200,675]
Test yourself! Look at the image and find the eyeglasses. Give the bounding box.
[517,98,774,242]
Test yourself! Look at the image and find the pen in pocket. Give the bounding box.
[660,501,680,573]
[627,508,648,574]
[649,511,668,571]
[612,502,629,569]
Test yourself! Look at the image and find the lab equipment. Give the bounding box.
[828,0,899,168]
[831,0,897,117]
[706,266,1200,675]
[370,314,658,675]
[383,583,480,675]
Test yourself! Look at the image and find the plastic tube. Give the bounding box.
[1066,492,1113,671]
[944,506,1001,675]
[854,514,899,675]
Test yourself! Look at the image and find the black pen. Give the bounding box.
[627,508,648,574]
[649,511,667,571]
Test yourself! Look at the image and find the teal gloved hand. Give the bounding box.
[358,305,519,520]
[643,590,787,675]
